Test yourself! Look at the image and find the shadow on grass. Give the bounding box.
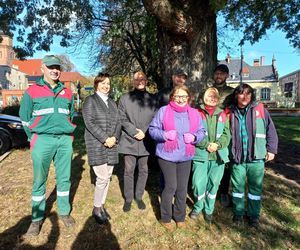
[0,117,86,249]
[72,217,120,250]
[266,142,300,185]
[210,174,300,249]
[145,156,161,220]
[0,212,60,249]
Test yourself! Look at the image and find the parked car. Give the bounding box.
[0,114,28,155]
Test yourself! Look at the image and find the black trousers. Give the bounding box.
[124,155,148,202]
[158,158,191,223]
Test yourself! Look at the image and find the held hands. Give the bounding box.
[207,142,218,153]
[134,128,145,140]
[184,133,195,144]
[164,130,177,141]
[104,136,116,148]
[265,152,275,162]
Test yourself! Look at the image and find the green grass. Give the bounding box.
[0,116,299,249]
[272,117,300,144]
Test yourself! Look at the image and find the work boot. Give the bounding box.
[26,220,42,236]
[189,210,200,220]
[59,215,76,228]
[233,215,244,226]
[135,199,146,210]
[204,213,213,224]
[249,217,259,228]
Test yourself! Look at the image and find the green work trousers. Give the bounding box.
[192,160,225,215]
[231,161,264,218]
[30,134,73,221]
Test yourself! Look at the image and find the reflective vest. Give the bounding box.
[253,103,267,159]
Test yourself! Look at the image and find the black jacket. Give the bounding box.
[83,93,120,166]
[118,89,157,156]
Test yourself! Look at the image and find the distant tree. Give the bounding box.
[0,0,299,90]
[55,54,75,72]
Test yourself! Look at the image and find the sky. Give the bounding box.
[20,29,299,78]
[218,30,300,78]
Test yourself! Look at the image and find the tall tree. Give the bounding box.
[0,0,299,90]
[143,0,219,90]
[56,54,75,72]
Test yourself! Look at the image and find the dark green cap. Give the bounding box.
[172,68,188,77]
[42,55,62,66]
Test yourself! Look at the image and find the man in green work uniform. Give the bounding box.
[212,64,234,207]
[20,55,76,236]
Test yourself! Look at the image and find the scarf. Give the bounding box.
[205,105,216,117]
[163,101,199,156]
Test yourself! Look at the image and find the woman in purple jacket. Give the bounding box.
[149,85,206,230]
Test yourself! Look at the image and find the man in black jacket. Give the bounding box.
[118,71,157,212]
[157,68,188,107]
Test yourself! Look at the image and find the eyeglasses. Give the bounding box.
[173,95,188,100]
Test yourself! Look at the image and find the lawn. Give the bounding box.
[0,116,299,249]
[272,116,300,144]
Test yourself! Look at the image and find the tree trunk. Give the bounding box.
[143,0,217,97]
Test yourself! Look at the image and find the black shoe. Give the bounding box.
[123,202,132,212]
[189,210,200,220]
[249,217,259,228]
[233,215,244,225]
[93,207,108,225]
[101,207,111,220]
[59,215,76,228]
[135,199,146,210]
[204,213,213,224]
[26,220,42,236]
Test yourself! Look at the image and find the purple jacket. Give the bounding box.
[149,106,206,162]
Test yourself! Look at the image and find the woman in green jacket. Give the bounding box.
[190,87,231,223]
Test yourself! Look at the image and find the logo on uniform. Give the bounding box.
[60,90,65,95]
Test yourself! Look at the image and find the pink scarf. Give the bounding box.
[163,101,199,156]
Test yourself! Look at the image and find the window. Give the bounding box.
[284,82,293,92]
[284,82,293,98]
[253,88,257,97]
[0,51,2,58]
[261,88,271,101]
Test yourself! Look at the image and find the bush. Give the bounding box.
[1,105,20,117]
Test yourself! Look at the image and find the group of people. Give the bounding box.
[19,55,278,236]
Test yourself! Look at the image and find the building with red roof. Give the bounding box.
[12,59,42,76]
